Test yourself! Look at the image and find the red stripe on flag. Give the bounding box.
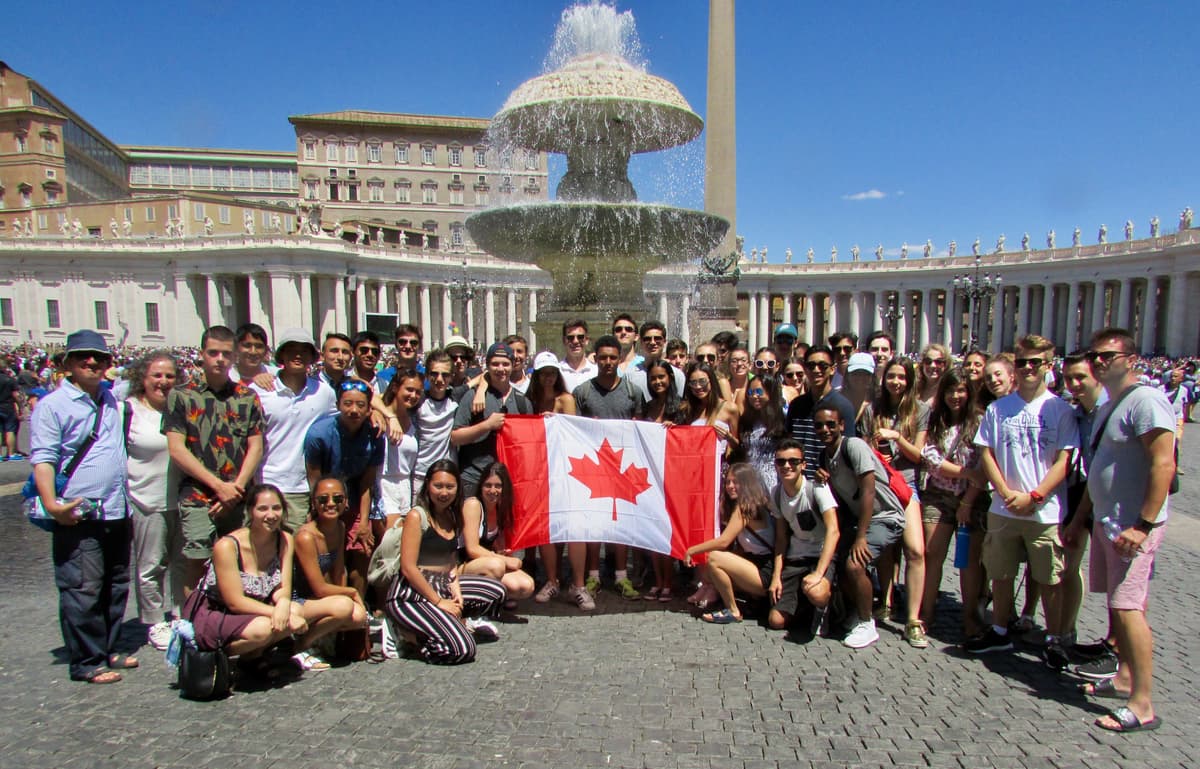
[663,425,720,560]
[495,415,550,552]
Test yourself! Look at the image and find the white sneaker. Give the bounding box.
[843,619,880,649]
[380,618,400,659]
[535,582,560,604]
[465,617,500,641]
[568,585,595,611]
[147,621,172,651]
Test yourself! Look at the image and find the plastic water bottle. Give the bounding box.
[1103,517,1132,563]
[953,525,971,568]
[165,619,195,667]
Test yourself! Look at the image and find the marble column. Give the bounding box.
[376,282,387,315]
[174,274,200,343]
[826,294,839,343]
[334,275,347,333]
[527,289,539,350]
[396,283,410,325]
[919,290,935,350]
[680,293,691,347]
[658,293,669,326]
[747,292,758,350]
[441,287,453,347]
[942,291,955,349]
[1065,282,1080,352]
[269,273,299,337]
[484,287,496,344]
[250,273,270,330]
[896,291,910,355]
[802,293,814,345]
[993,288,1008,352]
[506,289,517,336]
[464,294,475,343]
[1089,281,1106,339]
[848,292,862,343]
[299,274,313,333]
[1040,284,1055,341]
[1015,284,1030,340]
[419,284,432,346]
[758,293,771,349]
[354,278,366,333]
[1118,277,1135,329]
[205,275,222,328]
[782,293,793,325]
[1164,275,1188,356]
[1140,278,1158,353]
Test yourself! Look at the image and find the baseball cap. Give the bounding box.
[273,328,319,363]
[532,351,560,371]
[847,352,876,374]
[486,342,513,362]
[773,323,798,341]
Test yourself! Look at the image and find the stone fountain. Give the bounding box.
[467,2,729,341]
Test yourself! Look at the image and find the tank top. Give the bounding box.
[735,511,775,556]
[415,506,459,570]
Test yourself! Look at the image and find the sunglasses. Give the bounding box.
[774,457,803,468]
[339,380,371,394]
[696,354,717,362]
[565,334,587,342]
[1085,350,1130,364]
[813,420,840,429]
[869,347,891,355]
[316,494,346,506]
[395,337,419,348]
[613,325,636,333]
[687,379,711,389]
[1014,357,1048,369]
[834,345,854,353]
[426,371,450,379]
[449,353,469,361]
[805,361,832,371]
[641,334,664,343]
[747,388,766,397]
[783,370,802,378]
[922,357,946,367]
[753,360,777,369]
[357,346,380,356]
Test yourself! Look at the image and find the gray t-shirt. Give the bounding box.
[1088,385,1176,526]
[821,436,906,525]
[773,479,838,560]
[859,401,929,489]
[573,377,646,420]
[453,385,531,490]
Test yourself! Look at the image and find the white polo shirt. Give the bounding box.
[559,358,598,393]
[252,376,337,493]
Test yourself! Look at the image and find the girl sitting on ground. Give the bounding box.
[460,462,535,607]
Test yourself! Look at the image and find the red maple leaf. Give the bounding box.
[568,438,651,521]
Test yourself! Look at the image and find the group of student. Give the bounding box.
[29,316,1177,733]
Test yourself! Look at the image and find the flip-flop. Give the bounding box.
[107,653,139,669]
[292,651,331,671]
[701,609,742,624]
[1081,679,1128,699]
[1096,706,1162,733]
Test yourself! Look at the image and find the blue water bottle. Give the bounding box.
[954,524,971,569]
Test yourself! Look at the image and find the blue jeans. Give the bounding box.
[52,519,131,679]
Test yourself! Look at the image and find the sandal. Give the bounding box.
[1081,679,1128,699]
[107,653,139,670]
[658,588,673,603]
[292,651,331,672]
[1095,706,1161,733]
[79,669,122,684]
[643,587,661,601]
[701,608,742,624]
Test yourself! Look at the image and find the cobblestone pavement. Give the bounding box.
[0,431,1196,769]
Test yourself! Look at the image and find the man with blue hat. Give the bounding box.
[30,330,133,684]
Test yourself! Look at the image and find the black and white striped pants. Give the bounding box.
[385,570,506,664]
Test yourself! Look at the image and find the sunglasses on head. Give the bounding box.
[753,360,777,369]
[339,380,371,394]
[774,457,803,468]
[316,493,346,506]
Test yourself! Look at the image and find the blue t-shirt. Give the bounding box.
[303,413,385,509]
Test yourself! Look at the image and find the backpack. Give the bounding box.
[366,506,430,587]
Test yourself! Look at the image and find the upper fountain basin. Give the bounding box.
[493,53,702,154]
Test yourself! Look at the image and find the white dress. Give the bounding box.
[379,420,419,517]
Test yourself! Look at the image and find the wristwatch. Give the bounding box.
[1028,490,1045,504]
[1134,518,1159,533]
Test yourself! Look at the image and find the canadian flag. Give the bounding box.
[496,414,720,559]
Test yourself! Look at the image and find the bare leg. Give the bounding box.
[297,595,365,650]
[961,533,986,637]
[705,551,767,619]
[346,552,369,600]
[921,521,954,625]
[843,560,874,621]
[225,617,293,657]
[875,543,898,616]
[901,499,926,625]
[1060,533,1089,640]
[569,543,588,589]
[500,569,535,600]
[538,543,560,587]
[991,577,1015,629]
[1040,582,1063,637]
[1096,608,1155,727]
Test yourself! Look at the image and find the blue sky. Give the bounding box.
[8,1,1198,261]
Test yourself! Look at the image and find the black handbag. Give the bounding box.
[177,590,232,700]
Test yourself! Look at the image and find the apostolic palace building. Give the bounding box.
[0,60,1197,357]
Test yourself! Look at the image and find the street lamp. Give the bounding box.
[951,255,1001,351]
[878,291,901,336]
[448,256,482,302]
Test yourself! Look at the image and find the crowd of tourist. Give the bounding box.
[17,314,1186,733]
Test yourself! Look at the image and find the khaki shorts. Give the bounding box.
[180,500,241,560]
[981,511,1064,585]
[281,492,312,533]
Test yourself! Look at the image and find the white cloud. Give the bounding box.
[841,189,887,201]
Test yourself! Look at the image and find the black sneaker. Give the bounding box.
[1044,641,1070,671]
[964,627,1014,654]
[1074,651,1119,680]
[1070,639,1114,662]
